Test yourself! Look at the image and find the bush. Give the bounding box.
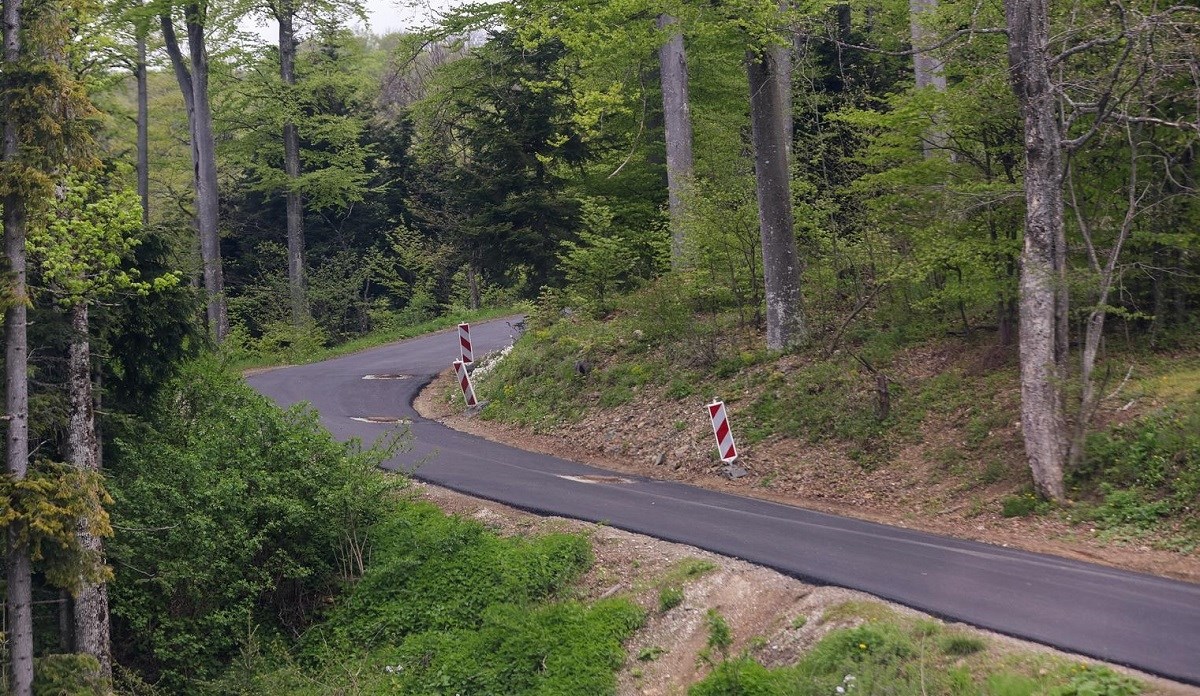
[106,358,400,688]
[223,501,643,695]
[1073,399,1200,533]
[33,654,106,696]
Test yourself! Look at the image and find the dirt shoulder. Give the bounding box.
[412,481,1199,696]
[415,366,1200,584]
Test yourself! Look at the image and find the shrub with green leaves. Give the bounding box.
[221,501,643,695]
[1073,399,1200,535]
[106,358,399,688]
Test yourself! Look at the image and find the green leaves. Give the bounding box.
[106,359,401,688]
[28,166,179,306]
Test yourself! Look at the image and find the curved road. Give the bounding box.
[248,317,1200,686]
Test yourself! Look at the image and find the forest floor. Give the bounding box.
[415,337,1200,584]
[412,481,1199,696]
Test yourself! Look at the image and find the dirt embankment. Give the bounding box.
[413,482,1199,696]
[415,360,1200,584]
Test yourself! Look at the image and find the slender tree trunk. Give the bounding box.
[66,303,112,678]
[747,41,806,350]
[908,0,948,157]
[467,258,480,310]
[162,8,228,341]
[187,6,227,340]
[1005,0,1068,501]
[279,5,307,325]
[3,0,34,690]
[136,29,149,226]
[657,14,694,267]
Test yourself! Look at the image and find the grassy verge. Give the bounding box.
[471,279,1200,548]
[216,500,644,694]
[691,601,1142,696]
[232,305,525,372]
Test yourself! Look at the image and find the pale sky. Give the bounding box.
[241,0,464,44]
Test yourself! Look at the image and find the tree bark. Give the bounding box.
[136,28,149,226]
[656,14,694,267]
[3,0,34,690]
[66,303,112,679]
[1005,0,1068,501]
[279,4,307,326]
[467,258,480,310]
[908,0,948,157]
[162,7,228,341]
[747,42,806,350]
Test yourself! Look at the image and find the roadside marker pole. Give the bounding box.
[453,360,478,407]
[459,323,474,363]
[706,400,738,463]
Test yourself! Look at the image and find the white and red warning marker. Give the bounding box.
[706,400,738,463]
[458,322,474,364]
[453,360,478,407]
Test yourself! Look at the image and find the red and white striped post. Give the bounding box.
[706,400,738,463]
[453,360,478,407]
[458,322,474,364]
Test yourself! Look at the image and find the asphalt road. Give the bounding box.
[248,317,1200,685]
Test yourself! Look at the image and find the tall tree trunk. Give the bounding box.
[187,6,227,340]
[4,0,34,691]
[657,14,694,267]
[3,0,34,690]
[747,42,806,350]
[279,5,307,326]
[136,28,149,226]
[162,8,228,341]
[908,0,948,157]
[66,303,111,678]
[1005,0,1068,501]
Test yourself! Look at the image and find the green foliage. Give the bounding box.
[1052,666,1139,696]
[1001,492,1045,518]
[29,165,177,306]
[659,586,685,612]
[1070,399,1200,539]
[222,501,643,695]
[705,610,733,660]
[938,633,986,656]
[105,358,400,688]
[0,463,112,592]
[32,654,106,695]
[690,658,780,696]
[313,501,595,646]
[689,617,1144,696]
[559,198,645,315]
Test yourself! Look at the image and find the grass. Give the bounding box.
[216,500,644,694]
[472,281,1200,550]
[688,612,1143,696]
[232,305,523,371]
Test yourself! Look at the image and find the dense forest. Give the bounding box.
[0,0,1197,690]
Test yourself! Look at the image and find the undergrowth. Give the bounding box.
[1068,397,1200,551]
[476,279,1200,543]
[689,610,1142,696]
[217,501,644,694]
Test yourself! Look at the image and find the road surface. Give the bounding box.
[248,317,1200,685]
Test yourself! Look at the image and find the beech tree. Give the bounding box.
[1004,0,1200,499]
[746,8,807,350]
[161,0,228,340]
[657,13,694,266]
